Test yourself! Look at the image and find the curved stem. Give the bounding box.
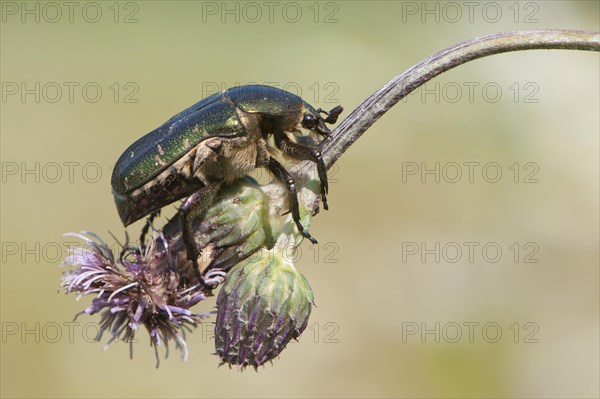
[162,30,599,256]
[322,29,600,168]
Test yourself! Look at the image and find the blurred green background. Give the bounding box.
[1,1,598,397]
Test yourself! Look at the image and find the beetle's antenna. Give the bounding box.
[317,106,343,124]
[324,106,343,124]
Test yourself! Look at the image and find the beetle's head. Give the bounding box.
[301,105,343,139]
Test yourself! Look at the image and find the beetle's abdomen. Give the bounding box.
[111,98,244,195]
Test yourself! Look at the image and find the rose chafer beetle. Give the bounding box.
[111,84,343,288]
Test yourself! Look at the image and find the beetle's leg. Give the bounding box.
[139,210,160,249]
[275,136,329,210]
[179,182,223,289]
[268,157,318,244]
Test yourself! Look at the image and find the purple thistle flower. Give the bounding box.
[61,231,220,367]
[61,175,319,368]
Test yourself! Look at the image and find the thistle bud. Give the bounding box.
[158,177,274,275]
[215,249,314,369]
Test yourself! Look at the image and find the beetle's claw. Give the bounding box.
[305,234,318,245]
[191,258,217,291]
[322,196,329,211]
[300,229,318,244]
[201,279,218,290]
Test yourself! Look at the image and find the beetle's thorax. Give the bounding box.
[258,109,303,139]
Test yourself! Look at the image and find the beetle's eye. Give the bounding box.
[302,113,317,129]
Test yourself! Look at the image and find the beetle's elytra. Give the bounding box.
[111,84,343,287]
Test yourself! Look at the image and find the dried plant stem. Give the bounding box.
[322,29,600,168]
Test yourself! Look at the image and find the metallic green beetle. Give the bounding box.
[111,84,343,287]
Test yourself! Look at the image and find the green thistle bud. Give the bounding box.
[215,248,314,369]
[159,177,275,276]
